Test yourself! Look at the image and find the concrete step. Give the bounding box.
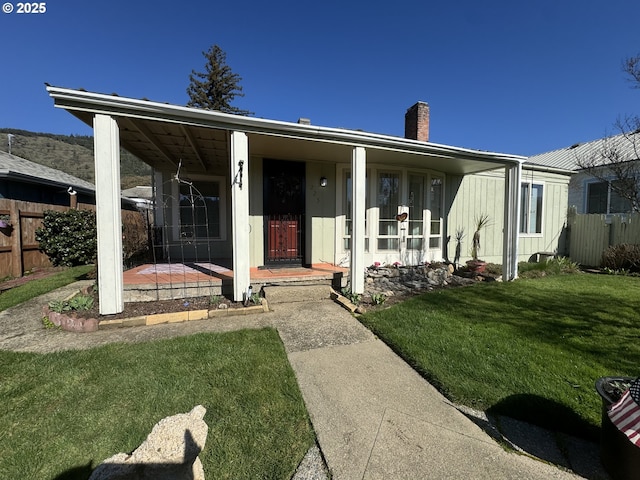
[262,284,333,304]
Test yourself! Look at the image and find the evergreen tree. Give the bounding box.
[186,45,252,115]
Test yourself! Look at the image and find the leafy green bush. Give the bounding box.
[36,210,97,267]
[341,287,361,304]
[48,294,94,313]
[518,257,580,278]
[371,293,387,305]
[484,263,502,276]
[601,244,640,272]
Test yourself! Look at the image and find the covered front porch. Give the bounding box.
[123,262,348,302]
[47,86,525,315]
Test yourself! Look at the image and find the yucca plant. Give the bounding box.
[470,214,490,261]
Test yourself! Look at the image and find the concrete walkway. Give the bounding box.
[265,286,594,480]
[0,282,608,479]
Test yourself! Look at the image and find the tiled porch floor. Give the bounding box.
[124,262,348,289]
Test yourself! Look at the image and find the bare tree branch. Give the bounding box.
[574,126,640,212]
[623,54,640,88]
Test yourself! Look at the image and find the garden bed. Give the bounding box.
[44,290,269,332]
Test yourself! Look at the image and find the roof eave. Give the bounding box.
[0,171,95,193]
[46,86,526,168]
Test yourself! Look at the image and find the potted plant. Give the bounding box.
[466,214,490,274]
[595,376,640,480]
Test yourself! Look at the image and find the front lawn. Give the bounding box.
[0,265,94,312]
[359,274,640,440]
[0,328,314,479]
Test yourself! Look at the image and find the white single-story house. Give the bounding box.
[528,132,640,215]
[46,86,571,314]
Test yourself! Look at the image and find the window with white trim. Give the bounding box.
[377,171,400,250]
[407,174,426,250]
[342,171,368,251]
[429,176,443,248]
[520,182,543,234]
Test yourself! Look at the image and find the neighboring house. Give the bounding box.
[122,185,153,210]
[528,132,640,215]
[0,150,96,205]
[46,87,570,314]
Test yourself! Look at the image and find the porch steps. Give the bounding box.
[124,282,224,303]
[261,284,333,305]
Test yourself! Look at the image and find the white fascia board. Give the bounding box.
[523,164,573,176]
[1,171,95,193]
[47,86,526,168]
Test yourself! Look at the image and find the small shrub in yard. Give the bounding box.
[48,294,94,313]
[601,244,640,273]
[210,294,223,306]
[518,257,580,278]
[484,263,502,276]
[36,210,97,267]
[371,293,387,305]
[341,287,361,304]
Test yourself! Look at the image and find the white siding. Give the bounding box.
[305,162,337,265]
[447,168,570,264]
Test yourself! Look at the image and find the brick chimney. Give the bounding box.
[404,102,430,142]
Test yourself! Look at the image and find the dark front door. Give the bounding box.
[263,160,305,265]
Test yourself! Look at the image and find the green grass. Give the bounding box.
[0,328,314,479]
[359,274,640,440]
[0,265,94,312]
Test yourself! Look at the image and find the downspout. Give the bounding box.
[503,161,523,281]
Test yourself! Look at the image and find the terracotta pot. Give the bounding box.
[595,376,640,480]
[466,260,486,274]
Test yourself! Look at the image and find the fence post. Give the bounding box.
[9,200,23,278]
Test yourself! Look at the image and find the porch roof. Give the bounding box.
[47,86,525,175]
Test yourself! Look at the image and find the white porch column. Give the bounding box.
[230,131,250,301]
[350,146,366,293]
[93,114,124,314]
[502,162,522,281]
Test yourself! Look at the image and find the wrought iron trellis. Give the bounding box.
[148,162,217,300]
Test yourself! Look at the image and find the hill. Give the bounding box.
[0,129,152,189]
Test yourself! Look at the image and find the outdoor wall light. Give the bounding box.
[320,176,328,187]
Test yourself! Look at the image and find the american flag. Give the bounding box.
[608,378,640,446]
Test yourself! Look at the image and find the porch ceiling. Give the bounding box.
[48,87,525,176]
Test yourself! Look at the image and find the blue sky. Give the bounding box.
[1,0,639,156]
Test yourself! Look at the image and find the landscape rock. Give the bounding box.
[43,307,99,333]
[364,264,461,298]
[89,405,208,480]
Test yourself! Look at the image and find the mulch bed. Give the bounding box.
[78,292,249,321]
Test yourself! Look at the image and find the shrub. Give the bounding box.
[518,257,580,278]
[341,287,361,304]
[122,211,150,267]
[601,244,640,273]
[36,210,97,267]
[48,294,94,313]
[371,293,387,305]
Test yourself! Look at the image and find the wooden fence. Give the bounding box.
[0,199,147,280]
[568,212,640,267]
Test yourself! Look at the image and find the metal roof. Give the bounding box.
[46,86,526,176]
[0,150,95,192]
[527,132,640,171]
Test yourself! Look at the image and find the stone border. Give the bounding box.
[43,296,270,333]
[330,288,360,314]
